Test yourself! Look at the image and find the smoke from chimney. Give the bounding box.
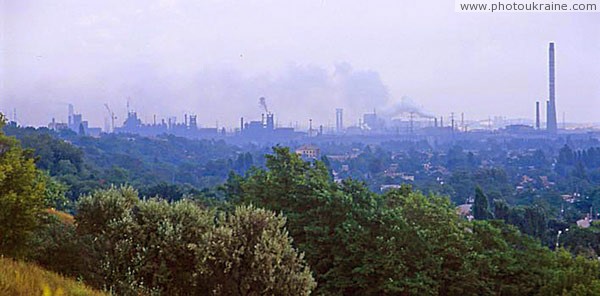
[259,97,269,114]
[383,96,435,119]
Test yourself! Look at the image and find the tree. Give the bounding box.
[470,220,556,295]
[0,114,46,257]
[474,186,491,220]
[493,199,510,220]
[199,205,315,295]
[229,147,478,295]
[538,250,600,295]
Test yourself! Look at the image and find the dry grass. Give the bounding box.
[45,208,75,225]
[0,257,107,296]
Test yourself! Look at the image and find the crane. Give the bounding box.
[104,103,116,133]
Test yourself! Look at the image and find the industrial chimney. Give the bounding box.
[546,42,558,133]
[535,101,540,129]
[335,108,344,133]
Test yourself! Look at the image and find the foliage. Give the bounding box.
[198,205,316,295]
[470,220,555,295]
[4,125,244,199]
[0,115,46,257]
[29,214,84,279]
[8,119,600,295]
[70,186,315,295]
[474,186,491,220]
[227,146,600,295]
[538,250,600,296]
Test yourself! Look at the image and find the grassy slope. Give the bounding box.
[0,257,106,296]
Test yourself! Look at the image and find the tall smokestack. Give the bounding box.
[535,101,540,129]
[335,108,344,133]
[546,101,550,128]
[546,42,557,133]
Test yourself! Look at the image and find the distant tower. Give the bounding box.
[546,42,558,133]
[68,104,74,127]
[535,101,540,129]
[335,108,344,133]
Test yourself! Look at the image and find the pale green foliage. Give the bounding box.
[199,205,316,295]
[76,185,139,235]
[74,187,315,295]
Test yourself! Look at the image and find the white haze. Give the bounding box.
[1,0,599,129]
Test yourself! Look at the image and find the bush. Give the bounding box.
[71,186,315,295]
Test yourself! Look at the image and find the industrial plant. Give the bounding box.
[34,42,597,143]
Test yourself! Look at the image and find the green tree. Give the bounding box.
[470,220,555,295]
[0,115,46,257]
[474,186,491,220]
[493,199,510,220]
[539,250,600,296]
[230,147,478,295]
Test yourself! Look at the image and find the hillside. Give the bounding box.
[0,257,106,296]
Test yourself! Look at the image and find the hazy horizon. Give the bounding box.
[1,0,599,129]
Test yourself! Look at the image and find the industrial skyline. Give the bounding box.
[2,1,599,128]
[10,40,598,137]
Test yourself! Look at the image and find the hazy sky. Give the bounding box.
[1,0,599,129]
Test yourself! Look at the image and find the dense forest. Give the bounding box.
[4,118,600,295]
